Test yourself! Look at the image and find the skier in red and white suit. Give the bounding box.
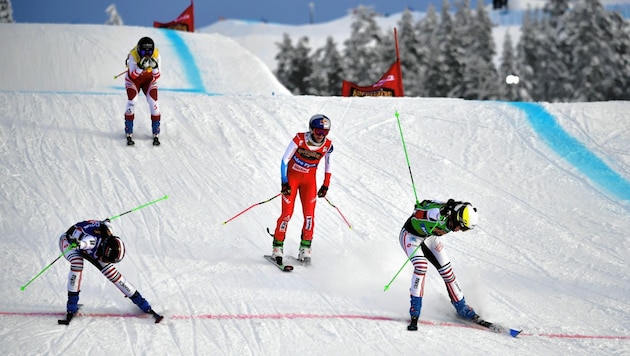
[124,36,161,146]
[272,114,334,265]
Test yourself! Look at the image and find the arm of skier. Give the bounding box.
[318,145,333,197]
[280,140,298,184]
[279,140,298,194]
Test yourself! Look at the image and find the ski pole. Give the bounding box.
[108,195,169,221]
[383,220,443,291]
[223,193,281,225]
[395,111,419,206]
[323,197,352,229]
[20,243,76,291]
[114,70,127,79]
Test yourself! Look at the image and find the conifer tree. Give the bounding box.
[343,5,383,85]
[397,8,426,96]
[0,0,14,23]
[288,36,313,95]
[498,31,522,101]
[308,36,345,96]
[274,34,296,92]
[105,4,124,26]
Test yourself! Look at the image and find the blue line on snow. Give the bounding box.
[510,102,630,202]
[160,29,207,94]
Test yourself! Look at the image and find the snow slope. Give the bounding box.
[0,22,629,356]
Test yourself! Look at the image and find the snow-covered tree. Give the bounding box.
[425,0,458,97]
[464,0,500,100]
[564,0,629,101]
[605,12,630,100]
[396,8,427,97]
[342,5,383,85]
[415,5,440,97]
[373,27,395,81]
[451,0,500,99]
[288,36,313,95]
[517,9,557,101]
[105,4,123,26]
[0,0,14,23]
[308,36,345,96]
[274,34,296,92]
[498,31,523,101]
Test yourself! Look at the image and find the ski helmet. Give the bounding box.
[137,37,155,57]
[456,203,479,230]
[309,114,331,136]
[99,236,126,263]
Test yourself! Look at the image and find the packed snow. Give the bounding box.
[0,14,629,356]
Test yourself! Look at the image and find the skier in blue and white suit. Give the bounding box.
[58,219,162,322]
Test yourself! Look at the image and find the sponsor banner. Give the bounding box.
[153,2,195,32]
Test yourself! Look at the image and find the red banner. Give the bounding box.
[153,2,195,32]
[341,60,404,97]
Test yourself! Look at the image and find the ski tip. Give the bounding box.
[283,265,294,272]
[510,329,522,337]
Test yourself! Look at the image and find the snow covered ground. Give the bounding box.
[0,18,629,356]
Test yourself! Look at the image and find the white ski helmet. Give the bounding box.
[457,203,479,230]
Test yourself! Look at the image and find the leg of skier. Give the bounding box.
[423,237,478,320]
[145,81,161,145]
[297,177,317,264]
[85,258,163,322]
[124,79,138,145]
[59,235,83,315]
[399,228,428,330]
[273,179,298,265]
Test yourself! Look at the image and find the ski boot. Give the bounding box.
[271,241,284,265]
[408,295,422,331]
[452,297,478,320]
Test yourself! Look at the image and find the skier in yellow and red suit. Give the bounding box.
[123,36,161,146]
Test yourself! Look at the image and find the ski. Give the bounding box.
[57,312,75,325]
[58,304,163,324]
[149,309,164,323]
[263,255,293,272]
[286,255,311,266]
[58,304,82,325]
[407,315,521,337]
[469,316,522,337]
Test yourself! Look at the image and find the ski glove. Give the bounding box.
[281,182,291,196]
[317,185,328,198]
[140,57,158,70]
[78,237,97,250]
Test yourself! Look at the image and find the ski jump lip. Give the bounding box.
[1,310,628,340]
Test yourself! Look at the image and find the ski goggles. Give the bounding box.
[312,128,329,136]
[139,48,153,57]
